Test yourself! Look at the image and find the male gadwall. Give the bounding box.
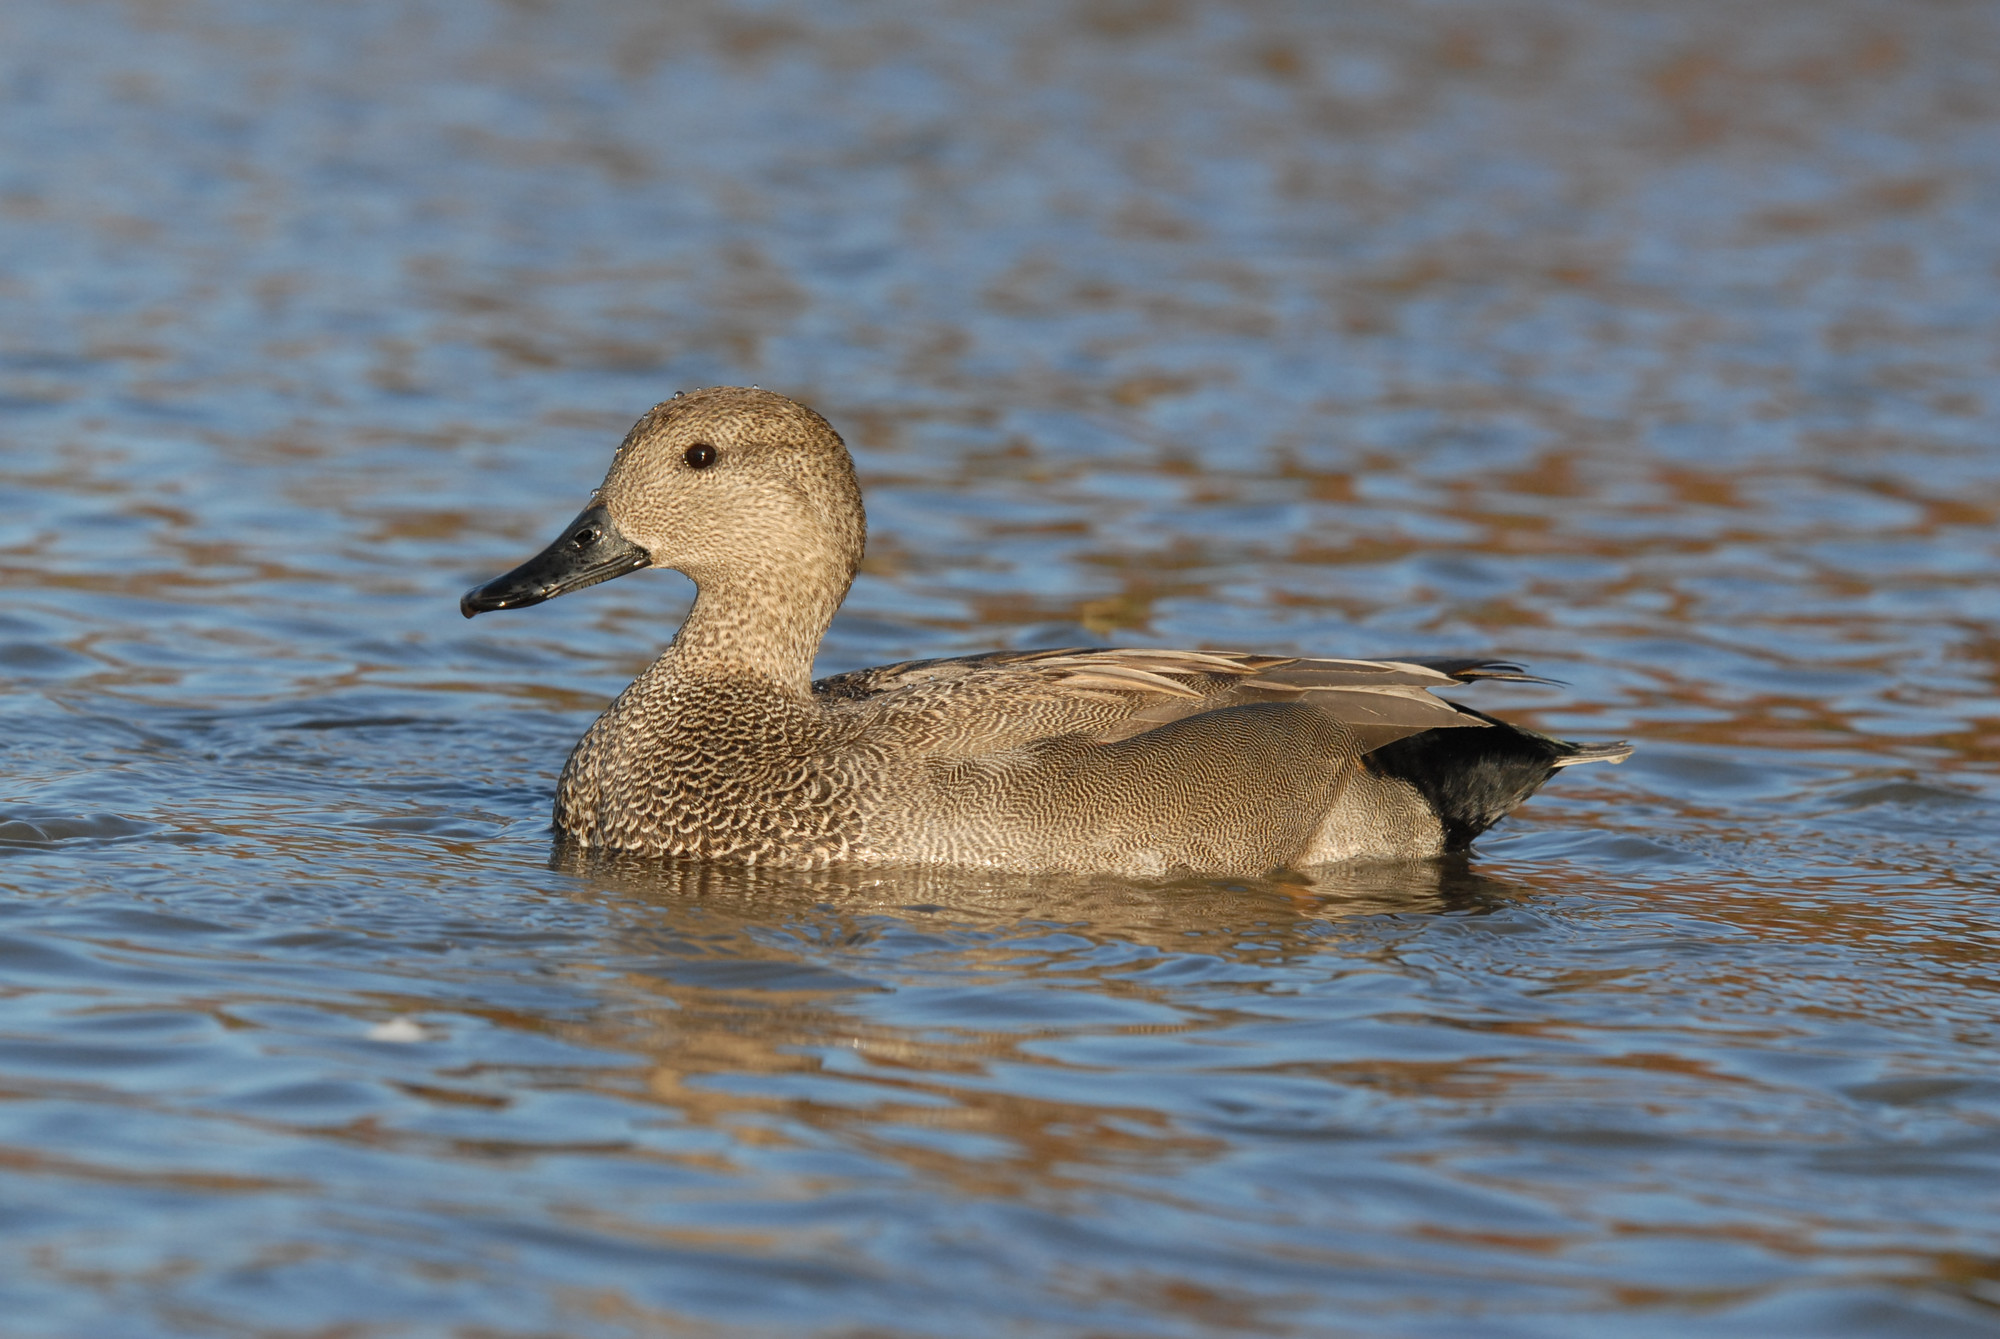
[463,387,1630,875]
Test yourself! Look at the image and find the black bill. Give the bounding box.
[460,502,650,618]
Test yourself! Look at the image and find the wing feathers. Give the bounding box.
[817,645,1579,757]
[1051,667,1207,698]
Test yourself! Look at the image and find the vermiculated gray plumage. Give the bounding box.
[462,387,1631,875]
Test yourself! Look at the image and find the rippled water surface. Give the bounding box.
[5,1,2000,1334]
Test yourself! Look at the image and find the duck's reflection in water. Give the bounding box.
[533,844,1535,1203]
[552,842,1526,943]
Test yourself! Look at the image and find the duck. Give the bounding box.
[461,386,1630,875]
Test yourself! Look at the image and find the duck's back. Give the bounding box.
[801,648,1623,874]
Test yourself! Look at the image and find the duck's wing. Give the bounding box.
[816,647,1510,755]
[1052,650,1496,749]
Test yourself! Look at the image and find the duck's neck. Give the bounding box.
[666,564,851,699]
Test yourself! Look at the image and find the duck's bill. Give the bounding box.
[460,503,651,618]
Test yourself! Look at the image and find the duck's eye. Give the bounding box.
[571,527,597,549]
[684,443,716,470]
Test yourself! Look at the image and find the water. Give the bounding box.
[4,0,1999,1334]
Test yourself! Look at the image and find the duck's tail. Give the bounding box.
[1549,740,1636,768]
[1362,707,1630,852]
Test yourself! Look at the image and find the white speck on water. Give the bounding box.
[365,1017,429,1043]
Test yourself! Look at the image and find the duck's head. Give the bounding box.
[461,387,865,618]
